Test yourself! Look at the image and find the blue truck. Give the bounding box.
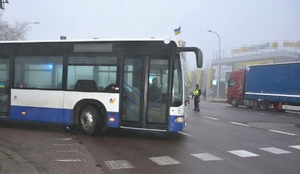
[226,62,300,112]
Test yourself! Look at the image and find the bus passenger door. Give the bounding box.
[121,58,143,126]
[0,58,10,116]
[147,59,169,125]
[121,57,169,129]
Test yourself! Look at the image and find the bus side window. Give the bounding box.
[74,80,98,92]
[105,84,117,92]
[98,86,104,91]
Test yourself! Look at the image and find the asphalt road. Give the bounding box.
[0,99,299,174]
[74,99,300,174]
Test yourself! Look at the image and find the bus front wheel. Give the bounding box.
[79,105,101,135]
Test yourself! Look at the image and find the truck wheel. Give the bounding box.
[79,105,101,135]
[231,98,238,107]
[259,101,269,110]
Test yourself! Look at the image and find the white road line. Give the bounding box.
[191,153,223,161]
[203,116,218,120]
[228,150,259,157]
[289,145,300,150]
[269,130,297,136]
[53,143,77,146]
[177,131,192,137]
[259,147,291,154]
[56,150,79,153]
[53,159,81,162]
[149,156,181,166]
[104,160,135,170]
[230,122,250,127]
[53,138,73,141]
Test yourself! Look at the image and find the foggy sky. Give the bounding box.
[2,0,300,68]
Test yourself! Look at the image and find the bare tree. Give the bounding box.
[0,13,30,41]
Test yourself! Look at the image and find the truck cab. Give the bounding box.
[226,70,245,107]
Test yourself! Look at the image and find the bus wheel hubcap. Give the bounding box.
[81,111,94,130]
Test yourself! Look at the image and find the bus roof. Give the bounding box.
[0,37,185,46]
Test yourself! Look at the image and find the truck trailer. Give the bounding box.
[226,62,300,112]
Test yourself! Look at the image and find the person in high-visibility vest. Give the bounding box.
[193,84,201,111]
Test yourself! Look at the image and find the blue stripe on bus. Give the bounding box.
[168,115,185,132]
[10,106,73,124]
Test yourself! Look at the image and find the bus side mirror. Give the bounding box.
[176,47,203,68]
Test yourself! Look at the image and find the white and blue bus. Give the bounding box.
[0,38,203,135]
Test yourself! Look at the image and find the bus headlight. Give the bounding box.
[174,117,184,123]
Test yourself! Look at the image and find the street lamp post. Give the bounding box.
[208,30,221,101]
[22,22,40,40]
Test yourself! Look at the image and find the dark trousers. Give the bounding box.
[194,96,200,109]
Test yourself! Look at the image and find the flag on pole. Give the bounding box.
[174,26,181,36]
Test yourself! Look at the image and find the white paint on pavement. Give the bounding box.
[269,130,296,136]
[56,150,79,153]
[191,153,223,161]
[228,150,259,157]
[53,143,77,146]
[149,156,181,166]
[230,122,250,127]
[289,145,300,150]
[178,131,192,137]
[53,138,73,141]
[53,159,81,162]
[259,147,291,154]
[104,160,135,170]
[203,116,219,120]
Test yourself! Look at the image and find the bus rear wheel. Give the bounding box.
[79,105,101,135]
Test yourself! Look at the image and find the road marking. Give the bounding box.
[104,160,135,170]
[230,122,250,127]
[53,143,77,146]
[53,138,73,141]
[228,150,259,157]
[149,156,181,166]
[56,150,79,153]
[259,147,291,154]
[203,116,218,120]
[269,130,297,136]
[177,131,192,137]
[289,145,300,150]
[53,159,81,162]
[191,153,223,161]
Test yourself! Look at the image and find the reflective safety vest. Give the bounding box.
[193,88,199,96]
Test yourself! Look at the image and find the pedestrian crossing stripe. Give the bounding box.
[289,145,300,150]
[259,147,291,154]
[228,150,259,157]
[104,160,135,170]
[191,153,223,161]
[149,156,181,166]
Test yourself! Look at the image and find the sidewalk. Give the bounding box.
[0,146,39,174]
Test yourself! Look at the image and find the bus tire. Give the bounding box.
[259,101,269,110]
[79,105,101,135]
[231,97,238,107]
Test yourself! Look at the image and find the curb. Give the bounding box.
[0,146,39,174]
